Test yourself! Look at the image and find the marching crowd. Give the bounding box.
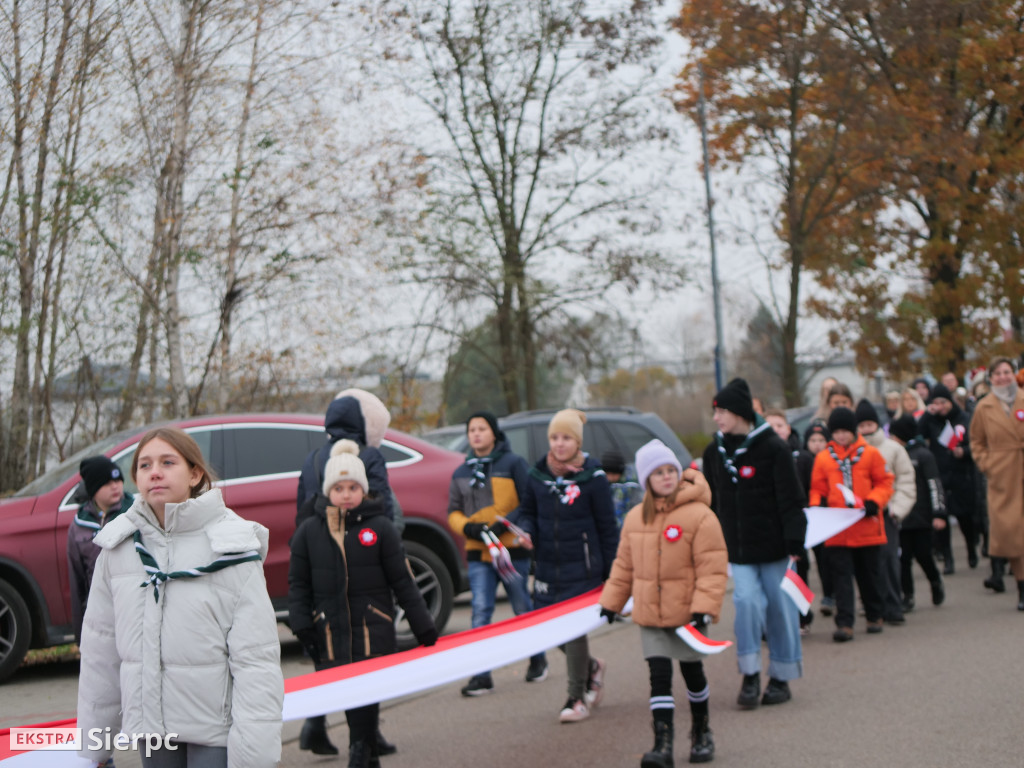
[66,359,1024,768]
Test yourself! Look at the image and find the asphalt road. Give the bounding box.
[3,533,1022,767]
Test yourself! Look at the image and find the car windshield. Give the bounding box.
[12,427,141,498]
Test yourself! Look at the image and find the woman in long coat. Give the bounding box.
[969,356,1024,610]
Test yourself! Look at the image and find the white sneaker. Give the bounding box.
[584,657,606,707]
[558,698,589,723]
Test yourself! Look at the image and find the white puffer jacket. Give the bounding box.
[864,430,918,522]
[77,490,283,767]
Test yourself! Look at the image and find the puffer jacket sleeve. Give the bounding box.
[689,511,729,621]
[225,565,284,768]
[381,526,435,643]
[600,505,640,613]
[809,451,831,507]
[287,520,315,636]
[506,472,538,538]
[888,444,918,522]
[865,451,895,510]
[590,473,620,579]
[447,472,470,534]
[772,441,808,547]
[76,550,122,764]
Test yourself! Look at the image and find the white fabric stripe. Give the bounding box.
[649,695,675,710]
[687,684,710,703]
[282,599,605,720]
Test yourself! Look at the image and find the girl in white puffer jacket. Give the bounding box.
[77,428,283,768]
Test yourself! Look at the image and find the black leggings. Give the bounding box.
[647,656,708,723]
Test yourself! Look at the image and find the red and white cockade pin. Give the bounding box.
[358,528,378,546]
[564,484,581,505]
[1016,409,1024,422]
[739,466,756,478]
[664,525,683,542]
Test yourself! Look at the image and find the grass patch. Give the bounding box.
[23,644,80,666]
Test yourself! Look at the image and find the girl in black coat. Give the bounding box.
[289,441,437,768]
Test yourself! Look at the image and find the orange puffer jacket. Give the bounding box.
[600,469,728,626]
[809,436,894,547]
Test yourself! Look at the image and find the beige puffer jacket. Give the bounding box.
[77,490,283,767]
[600,469,728,626]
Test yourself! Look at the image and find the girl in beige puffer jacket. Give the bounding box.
[600,440,728,767]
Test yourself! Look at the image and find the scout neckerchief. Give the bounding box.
[465,447,505,488]
[827,443,865,505]
[134,530,261,602]
[529,464,605,505]
[73,498,129,538]
[714,414,772,484]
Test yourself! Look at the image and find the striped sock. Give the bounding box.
[649,695,674,725]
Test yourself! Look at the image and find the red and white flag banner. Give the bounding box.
[938,421,964,450]
[780,561,815,616]
[674,625,732,655]
[1,589,615,764]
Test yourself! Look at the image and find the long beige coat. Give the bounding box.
[969,392,1024,558]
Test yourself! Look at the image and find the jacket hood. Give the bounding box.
[93,489,270,560]
[671,468,712,508]
[332,389,391,448]
[325,396,367,445]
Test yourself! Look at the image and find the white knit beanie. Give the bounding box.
[634,439,682,491]
[322,439,369,495]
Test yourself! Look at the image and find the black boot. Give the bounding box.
[736,674,760,709]
[348,740,373,768]
[689,714,714,764]
[374,727,397,756]
[641,720,674,768]
[1017,581,1024,612]
[930,578,945,606]
[984,558,1006,593]
[299,716,338,755]
[943,550,955,575]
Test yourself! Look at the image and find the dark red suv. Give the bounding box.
[0,414,465,683]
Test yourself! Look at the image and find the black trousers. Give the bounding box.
[345,703,379,745]
[880,514,904,619]
[900,528,941,596]
[829,544,884,628]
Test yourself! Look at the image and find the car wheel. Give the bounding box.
[0,578,32,684]
[396,541,454,646]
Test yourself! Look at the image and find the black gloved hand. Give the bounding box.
[787,540,806,558]
[296,628,321,664]
[489,520,508,538]
[690,613,711,629]
[417,627,438,647]
[462,522,487,541]
[864,500,879,517]
[599,607,617,624]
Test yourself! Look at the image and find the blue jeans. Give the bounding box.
[731,559,802,681]
[468,558,546,672]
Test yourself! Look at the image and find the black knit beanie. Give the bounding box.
[80,456,124,500]
[466,410,504,443]
[855,398,880,426]
[888,415,918,443]
[928,383,953,404]
[827,407,857,436]
[804,422,832,448]
[601,450,626,475]
[712,378,756,423]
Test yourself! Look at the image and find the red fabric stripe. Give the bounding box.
[0,719,78,760]
[284,587,601,694]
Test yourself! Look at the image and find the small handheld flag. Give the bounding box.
[780,559,815,616]
[676,624,732,655]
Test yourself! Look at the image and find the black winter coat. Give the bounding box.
[918,404,975,498]
[702,421,807,565]
[507,455,619,608]
[288,496,434,669]
[901,440,947,530]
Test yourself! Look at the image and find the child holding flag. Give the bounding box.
[810,408,895,641]
[600,439,728,765]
